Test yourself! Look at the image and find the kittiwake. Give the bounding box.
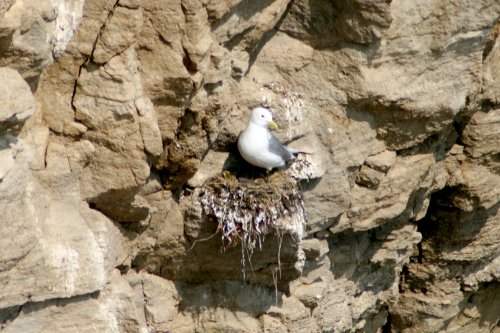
[238,107,298,171]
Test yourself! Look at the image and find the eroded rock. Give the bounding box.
[0,0,84,86]
[1,0,499,332]
[1,270,146,333]
[0,67,36,130]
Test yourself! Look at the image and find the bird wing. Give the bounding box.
[268,132,294,162]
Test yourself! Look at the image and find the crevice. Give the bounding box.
[70,0,120,113]
[223,26,254,51]
[70,61,84,112]
[43,136,49,168]
[399,265,409,291]
[1,291,101,328]
[245,0,296,76]
[481,18,499,62]
[417,242,424,264]
[140,279,149,324]
[129,164,141,186]
[90,0,121,62]
[453,96,478,146]
[142,13,172,47]
[116,1,139,10]
[381,310,392,333]
[0,304,23,329]
[182,47,198,74]
[210,0,277,32]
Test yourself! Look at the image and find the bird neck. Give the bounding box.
[247,122,267,132]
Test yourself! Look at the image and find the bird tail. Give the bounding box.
[287,147,312,156]
[283,134,306,146]
[284,135,312,156]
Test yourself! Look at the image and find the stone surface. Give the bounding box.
[355,164,386,188]
[187,150,229,187]
[365,150,397,173]
[1,270,147,333]
[0,0,84,86]
[0,67,36,129]
[0,151,127,308]
[462,108,500,161]
[0,54,127,310]
[1,0,499,332]
[0,134,17,180]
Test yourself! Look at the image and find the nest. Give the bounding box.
[198,171,306,254]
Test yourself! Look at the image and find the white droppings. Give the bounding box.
[52,0,85,58]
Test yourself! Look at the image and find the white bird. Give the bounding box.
[238,107,297,171]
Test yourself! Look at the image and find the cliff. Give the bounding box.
[0,0,499,332]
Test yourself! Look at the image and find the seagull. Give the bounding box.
[238,107,299,171]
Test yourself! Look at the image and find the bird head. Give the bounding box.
[250,107,278,130]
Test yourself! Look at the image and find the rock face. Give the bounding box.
[1,0,499,332]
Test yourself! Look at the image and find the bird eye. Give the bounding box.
[261,114,264,118]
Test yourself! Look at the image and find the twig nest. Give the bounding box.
[197,171,306,249]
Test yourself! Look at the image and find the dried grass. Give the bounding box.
[197,170,307,278]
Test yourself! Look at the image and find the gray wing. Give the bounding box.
[268,132,294,162]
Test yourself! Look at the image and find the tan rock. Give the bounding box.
[0,0,83,85]
[36,54,81,134]
[205,0,242,22]
[180,0,212,74]
[0,67,36,128]
[1,0,499,332]
[93,5,143,64]
[74,49,142,130]
[137,0,193,110]
[273,295,320,332]
[135,97,163,156]
[197,308,262,332]
[355,164,386,188]
[349,154,437,230]
[36,0,117,133]
[63,121,88,137]
[293,279,328,309]
[0,163,126,308]
[163,312,196,333]
[260,314,287,333]
[280,0,391,46]
[313,281,357,332]
[2,270,146,333]
[0,134,17,180]
[0,0,15,16]
[187,150,228,187]
[66,140,96,173]
[79,146,149,200]
[481,18,500,105]
[142,274,179,325]
[460,162,500,211]
[462,108,500,158]
[0,148,15,180]
[45,141,71,174]
[392,101,500,333]
[22,118,50,172]
[213,0,291,53]
[365,150,397,173]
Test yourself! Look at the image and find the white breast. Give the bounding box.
[238,126,287,170]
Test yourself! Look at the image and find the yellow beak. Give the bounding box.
[268,121,278,130]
